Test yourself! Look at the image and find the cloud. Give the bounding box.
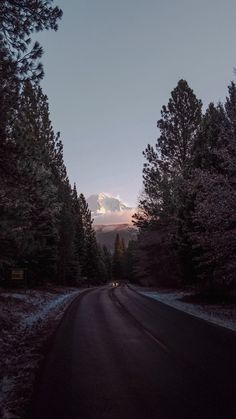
[93,209,135,225]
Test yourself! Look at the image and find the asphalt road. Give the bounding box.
[29,284,236,419]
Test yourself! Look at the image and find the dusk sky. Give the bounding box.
[37,0,236,206]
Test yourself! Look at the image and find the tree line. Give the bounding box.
[2,2,234,292]
[0,1,110,285]
[133,79,236,297]
[112,234,136,282]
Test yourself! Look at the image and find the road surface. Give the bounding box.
[29,284,236,419]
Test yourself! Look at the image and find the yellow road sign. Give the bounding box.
[11,269,25,280]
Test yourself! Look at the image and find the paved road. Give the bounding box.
[29,285,236,419]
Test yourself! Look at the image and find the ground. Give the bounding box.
[0,286,80,419]
[0,284,235,418]
[29,284,236,419]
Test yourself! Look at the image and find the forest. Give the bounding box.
[0,1,112,286]
[133,79,236,298]
[0,1,236,298]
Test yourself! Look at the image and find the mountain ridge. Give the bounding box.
[87,192,132,216]
[87,193,137,248]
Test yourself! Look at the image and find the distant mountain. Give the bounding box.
[87,193,135,225]
[87,192,132,215]
[86,193,137,250]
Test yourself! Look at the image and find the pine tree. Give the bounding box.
[0,82,61,281]
[77,194,102,283]
[139,79,202,222]
[0,1,63,282]
[57,180,78,284]
[135,80,202,285]
[0,0,62,82]
[193,102,226,171]
[190,83,236,293]
[101,245,112,281]
[71,184,84,279]
[121,238,126,254]
[112,234,125,280]
[0,2,108,287]
[124,240,137,282]
[0,0,63,188]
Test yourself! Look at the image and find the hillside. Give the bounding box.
[94,224,137,252]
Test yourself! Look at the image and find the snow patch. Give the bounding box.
[22,291,78,328]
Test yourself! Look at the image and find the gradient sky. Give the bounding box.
[37,0,236,206]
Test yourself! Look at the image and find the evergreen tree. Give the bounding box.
[112,234,125,280]
[0,0,62,82]
[121,238,126,254]
[100,245,112,282]
[96,245,110,283]
[0,82,61,281]
[124,240,137,283]
[71,184,85,279]
[190,83,236,293]
[0,2,107,287]
[77,194,102,284]
[57,180,79,285]
[193,102,226,171]
[0,0,62,189]
[138,79,202,223]
[0,1,63,282]
[135,80,202,285]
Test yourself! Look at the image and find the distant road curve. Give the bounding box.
[29,284,236,419]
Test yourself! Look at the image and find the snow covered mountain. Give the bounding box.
[87,193,132,215]
[87,193,137,248]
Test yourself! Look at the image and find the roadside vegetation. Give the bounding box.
[0,1,111,287]
[132,79,236,301]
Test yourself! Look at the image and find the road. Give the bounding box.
[29,284,236,419]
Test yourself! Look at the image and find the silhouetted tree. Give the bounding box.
[0,0,62,82]
[101,245,112,282]
[0,82,61,281]
[77,194,104,284]
[124,240,137,283]
[0,0,63,186]
[0,1,64,283]
[112,234,125,280]
[190,83,236,294]
[134,80,202,284]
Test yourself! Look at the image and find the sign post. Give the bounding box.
[10,268,27,287]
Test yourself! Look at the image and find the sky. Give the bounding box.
[37,0,236,206]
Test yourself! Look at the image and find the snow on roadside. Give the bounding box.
[0,287,81,419]
[22,292,78,328]
[140,290,236,332]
